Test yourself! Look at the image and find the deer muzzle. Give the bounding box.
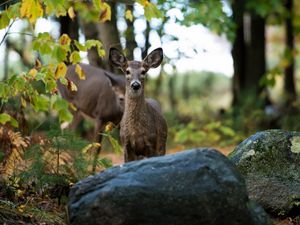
[130,80,141,91]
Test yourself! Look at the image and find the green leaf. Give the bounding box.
[53,46,67,62]
[53,97,69,111]
[69,51,81,64]
[108,135,122,154]
[33,95,50,111]
[74,40,87,51]
[58,109,73,122]
[0,11,10,29]
[97,158,112,169]
[6,3,21,19]
[0,113,18,127]
[0,113,12,124]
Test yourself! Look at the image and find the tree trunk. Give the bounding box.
[232,0,268,108]
[142,20,151,59]
[79,20,104,67]
[59,16,79,40]
[284,0,296,105]
[125,5,137,59]
[97,2,121,71]
[231,0,245,106]
[244,12,266,98]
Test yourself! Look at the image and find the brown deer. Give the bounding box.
[109,48,168,162]
[57,63,125,146]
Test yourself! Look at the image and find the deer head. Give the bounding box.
[109,48,163,98]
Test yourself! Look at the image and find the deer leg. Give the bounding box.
[92,120,104,172]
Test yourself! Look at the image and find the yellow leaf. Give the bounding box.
[28,68,37,78]
[75,64,86,80]
[68,6,76,20]
[125,9,133,22]
[105,122,114,132]
[69,103,77,111]
[70,81,77,91]
[81,143,101,154]
[99,3,111,22]
[21,97,27,108]
[20,0,43,24]
[59,34,71,46]
[55,62,67,79]
[35,58,42,70]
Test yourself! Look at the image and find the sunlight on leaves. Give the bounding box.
[55,62,67,79]
[125,9,133,22]
[68,6,76,20]
[99,2,111,22]
[20,0,43,24]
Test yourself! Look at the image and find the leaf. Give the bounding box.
[125,9,133,22]
[143,2,162,21]
[69,51,81,64]
[0,113,18,127]
[75,64,86,80]
[7,2,21,19]
[55,62,67,79]
[53,45,67,61]
[59,34,71,46]
[81,143,101,154]
[33,95,50,111]
[21,97,27,108]
[99,3,111,22]
[35,58,42,70]
[74,40,87,51]
[0,113,12,125]
[28,68,38,78]
[68,6,76,20]
[108,135,122,154]
[53,97,69,111]
[0,11,10,29]
[58,109,73,122]
[67,79,77,92]
[20,0,43,24]
[97,158,112,169]
[92,0,101,10]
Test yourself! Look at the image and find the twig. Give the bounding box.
[0,20,15,47]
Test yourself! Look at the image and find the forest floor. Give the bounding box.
[0,146,299,225]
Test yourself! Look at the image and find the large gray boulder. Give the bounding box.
[229,130,300,216]
[68,148,271,225]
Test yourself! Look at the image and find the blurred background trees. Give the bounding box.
[0,0,300,222]
[1,0,300,145]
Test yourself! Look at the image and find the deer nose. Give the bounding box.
[130,81,141,90]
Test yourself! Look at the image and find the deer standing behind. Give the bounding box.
[57,63,125,147]
[109,48,168,162]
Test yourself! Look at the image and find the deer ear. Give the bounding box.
[109,48,127,70]
[143,48,163,69]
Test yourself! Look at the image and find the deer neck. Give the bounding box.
[124,92,146,117]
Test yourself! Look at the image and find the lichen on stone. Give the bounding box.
[290,136,300,154]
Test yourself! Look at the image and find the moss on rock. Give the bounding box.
[229,130,300,216]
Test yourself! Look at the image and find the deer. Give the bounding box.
[109,47,168,162]
[57,63,126,164]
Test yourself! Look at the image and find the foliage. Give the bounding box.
[20,128,111,190]
[170,120,238,148]
[0,0,161,127]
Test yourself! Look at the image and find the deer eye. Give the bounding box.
[126,70,130,75]
[141,70,146,75]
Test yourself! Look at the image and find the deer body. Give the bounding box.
[109,48,167,162]
[57,63,125,143]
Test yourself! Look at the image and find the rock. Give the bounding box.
[229,130,300,216]
[68,148,271,225]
